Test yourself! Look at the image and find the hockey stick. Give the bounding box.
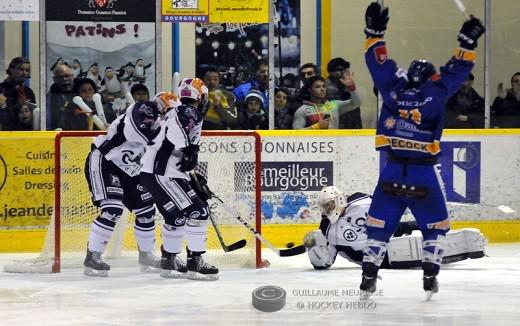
[452,0,471,20]
[208,208,247,252]
[190,172,247,252]
[210,193,307,257]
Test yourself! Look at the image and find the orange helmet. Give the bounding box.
[153,91,179,113]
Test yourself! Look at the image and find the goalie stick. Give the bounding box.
[210,193,307,257]
[190,172,247,252]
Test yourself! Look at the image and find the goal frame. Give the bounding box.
[53,130,262,272]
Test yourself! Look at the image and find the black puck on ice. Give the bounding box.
[286,242,295,248]
[252,285,286,312]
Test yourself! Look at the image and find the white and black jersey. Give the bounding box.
[85,101,160,208]
[140,104,203,180]
[93,101,160,177]
[319,192,371,264]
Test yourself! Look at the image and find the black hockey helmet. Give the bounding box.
[407,60,436,87]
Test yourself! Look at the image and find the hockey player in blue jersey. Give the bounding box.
[360,2,485,300]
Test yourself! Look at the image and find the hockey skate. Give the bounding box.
[84,249,110,277]
[423,275,439,301]
[160,247,188,279]
[138,250,162,273]
[186,249,219,281]
[359,273,377,300]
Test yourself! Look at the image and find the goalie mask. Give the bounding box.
[153,91,179,114]
[407,60,436,88]
[317,186,346,224]
[178,78,209,107]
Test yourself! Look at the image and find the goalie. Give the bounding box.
[304,186,487,270]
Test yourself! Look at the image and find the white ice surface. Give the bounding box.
[1,244,519,326]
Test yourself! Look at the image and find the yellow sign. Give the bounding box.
[209,0,269,23]
[161,0,210,22]
[0,132,56,228]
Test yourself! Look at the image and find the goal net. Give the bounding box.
[4,130,262,273]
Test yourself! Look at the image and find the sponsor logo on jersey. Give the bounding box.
[384,117,396,129]
[366,216,385,228]
[100,211,118,222]
[343,229,358,241]
[174,216,187,226]
[110,174,121,187]
[107,187,123,195]
[189,211,201,219]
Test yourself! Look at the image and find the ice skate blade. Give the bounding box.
[186,271,219,281]
[140,265,161,273]
[160,269,187,279]
[359,290,373,301]
[84,267,109,277]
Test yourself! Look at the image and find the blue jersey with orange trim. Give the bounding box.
[365,38,475,158]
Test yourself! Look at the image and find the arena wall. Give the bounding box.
[0,129,519,252]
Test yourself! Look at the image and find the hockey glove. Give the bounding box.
[457,15,485,50]
[177,144,199,172]
[189,172,212,202]
[364,2,389,38]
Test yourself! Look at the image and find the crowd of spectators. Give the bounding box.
[1,55,519,131]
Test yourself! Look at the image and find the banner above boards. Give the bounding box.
[0,0,39,21]
[161,0,269,23]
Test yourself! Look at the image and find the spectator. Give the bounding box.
[202,68,240,130]
[47,63,75,130]
[445,72,484,128]
[233,59,269,110]
[325,57,363,129]
[0,57,36,130]
[238,89,268,130]
[292,76,361,129]
[130,83,150,101]
[491,72,520,127]
[299,62,319,86]
[274,87,293,129]
[291,62,320,111]
[0,88,10,130]
[63,78,116,130]
[12,102,34,131]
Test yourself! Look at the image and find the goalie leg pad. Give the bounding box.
[185,204,210,252]
[88,200,124,253]
[386,230,423,268]
[442,228,487,263]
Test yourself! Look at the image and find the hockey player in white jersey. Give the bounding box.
[84,98,175,277]
[139,78,218,281]
[304,186,487,270]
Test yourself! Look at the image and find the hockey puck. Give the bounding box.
[252,285,286,312]
[286,242,295,248]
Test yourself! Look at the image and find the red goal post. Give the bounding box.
[3,130,263,274]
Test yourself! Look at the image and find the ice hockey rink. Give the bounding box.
[0,244,519,326]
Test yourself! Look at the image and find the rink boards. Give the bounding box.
[0,129,519,252]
